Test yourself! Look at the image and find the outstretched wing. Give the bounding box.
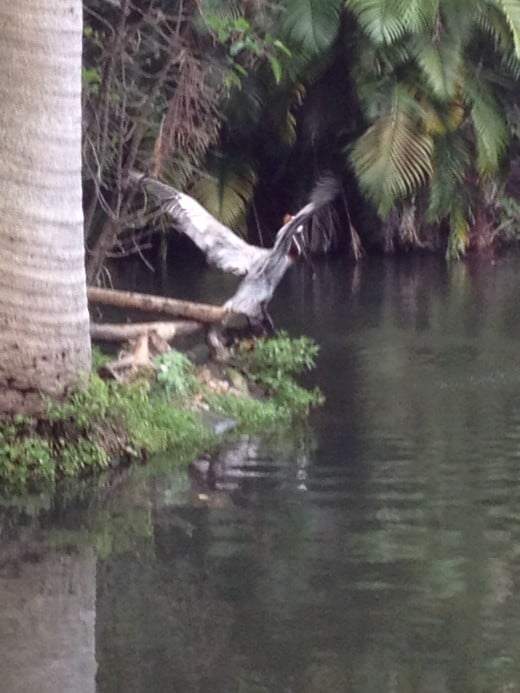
[261,174,341,272]
[140,177,267,276]
[226,175,341,320]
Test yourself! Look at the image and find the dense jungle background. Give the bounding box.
[83,0,520,286]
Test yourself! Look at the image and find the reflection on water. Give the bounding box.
[3,255,520,691]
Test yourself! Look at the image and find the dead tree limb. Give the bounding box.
[90,320,203,343]
[87,286,227,323]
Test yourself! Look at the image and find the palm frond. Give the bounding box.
[465,73,509,177]
[495,0,520,58]
[280,0,343,56]
[403,0,440,32]
[420,96,464,136]
[412,33,463,101]
[500,48,520,78]
[347,0,409,44]
[191,160,257,233]
[350,85,434,215]
[427,131,470,222]
[477,2,516,52]
[439,0,478,45]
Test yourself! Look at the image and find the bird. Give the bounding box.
[136,174,340,333]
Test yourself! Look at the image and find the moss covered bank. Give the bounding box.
[0,334,322,494]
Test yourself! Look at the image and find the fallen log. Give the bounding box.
[87,286,227,324]
[90,320,203,343]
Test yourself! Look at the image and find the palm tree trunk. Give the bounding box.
[0,0,91,414]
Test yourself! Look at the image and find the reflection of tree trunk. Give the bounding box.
[0,549,97,693]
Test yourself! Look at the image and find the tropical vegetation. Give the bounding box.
[82,0,520,270]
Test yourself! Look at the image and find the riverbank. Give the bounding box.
[0,333,322,495]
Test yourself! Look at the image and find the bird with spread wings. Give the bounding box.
[137,175,339,332]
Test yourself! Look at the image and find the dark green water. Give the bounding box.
[2,255,520,692]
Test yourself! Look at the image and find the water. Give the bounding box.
[3,254,520,692]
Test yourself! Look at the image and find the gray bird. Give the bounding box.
[138,175,339,333]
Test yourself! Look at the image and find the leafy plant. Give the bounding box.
[235,331,320,387]
[224,331,324,422]
[155,349,198,399]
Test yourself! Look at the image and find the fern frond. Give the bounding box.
[350,86,433,215]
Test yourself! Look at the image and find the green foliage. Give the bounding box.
[209,382,322,430]
[280,0,343,57]
[124,395,213,459]
[225,332,324,423]
[155,349,197,399]
[0,375,213,494]
[0,335,323,493]
[350,85,434,215]
[190,157,257,231]
[206,333,323,428]
[81,0,520,267]
[347,0,409,45]
[465,72,509,177]
[342,0,520,254]
[58,439,108,477]
[91,346,111,372]
[0,429,54,490]
[207,392,283,430]
[412,32,463,101]
[427,132,469,223]
[496,0,520,57]
[236,331,320,387]
[82,66,101,95]
[202,11,291,86]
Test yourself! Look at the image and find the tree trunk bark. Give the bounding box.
[88,287,227,323]
[0,0,91,414]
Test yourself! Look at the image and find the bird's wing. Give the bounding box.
[140,177,267,276]
[260,174,341,273]
[225,175,340,319]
